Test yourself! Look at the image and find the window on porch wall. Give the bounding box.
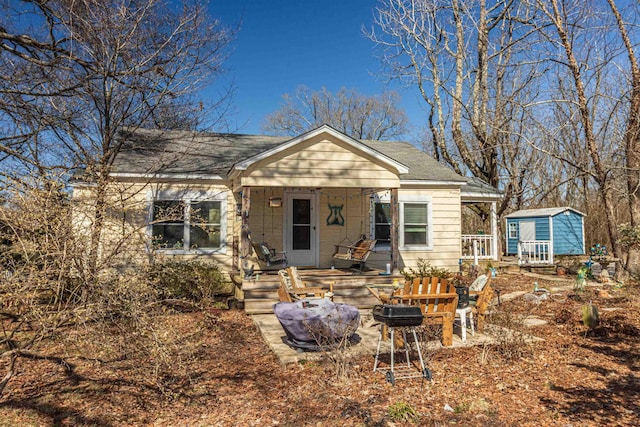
[372,198,432,250]
[151,199,223,251]
[402,203,429,246]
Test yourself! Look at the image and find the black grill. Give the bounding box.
[372,304,424,327]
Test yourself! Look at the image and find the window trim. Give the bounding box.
[148,189,227,254]
[399,195,433,251]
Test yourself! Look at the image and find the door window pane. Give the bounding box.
[292,199,310,224]
[292,199,311,250]
[292,225,311,250]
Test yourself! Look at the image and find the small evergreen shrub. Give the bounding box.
[401,258,451,281]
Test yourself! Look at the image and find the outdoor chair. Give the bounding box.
[392,276,459,346]
[252,241,287,268]
[470,276,494,332]
[277,268,333,303]
[332,238,376,271]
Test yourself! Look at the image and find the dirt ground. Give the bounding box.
[1,272,639,426]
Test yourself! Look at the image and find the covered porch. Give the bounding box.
[460,178,502,263]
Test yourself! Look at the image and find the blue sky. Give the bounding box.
[209,0,424,140]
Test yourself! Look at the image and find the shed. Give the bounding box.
[505,207,585,264]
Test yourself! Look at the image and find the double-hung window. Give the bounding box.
[371,195,432,250]
[150,191,226,253]
[508,222,518,239]
[399,196,432,249]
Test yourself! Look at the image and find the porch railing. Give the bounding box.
[517,240,553,265]
[461,234,495,260]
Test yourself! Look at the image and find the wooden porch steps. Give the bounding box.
[241,269,403,314]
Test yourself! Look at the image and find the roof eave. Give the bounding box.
[400,179,468,187]
[109,172,225,181]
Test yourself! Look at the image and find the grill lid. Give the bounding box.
[373,304,423,327]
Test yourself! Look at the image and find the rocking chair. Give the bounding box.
[252,241,287,268]
[332,238,377,271]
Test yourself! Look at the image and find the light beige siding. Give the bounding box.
[73,181,236,271]
[241,135,400,188]
[395,187,462,272]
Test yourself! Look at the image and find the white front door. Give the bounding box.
[520,221,536,253]
[284,191,318,267]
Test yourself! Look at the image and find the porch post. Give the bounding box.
[490,201,498,261]
[390,188,399,273]
[241,186,252,262]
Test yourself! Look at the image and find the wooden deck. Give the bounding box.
[237,268,404,314]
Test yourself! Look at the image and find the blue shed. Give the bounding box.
[505,207,585,263]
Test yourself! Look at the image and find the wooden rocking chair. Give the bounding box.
[252,241,287,268]
[277,268,333,302]
[332,238,377,271]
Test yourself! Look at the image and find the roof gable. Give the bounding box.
[232,125,409,175]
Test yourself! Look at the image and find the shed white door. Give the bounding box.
[284,191,318,267]
[520,221,536,253]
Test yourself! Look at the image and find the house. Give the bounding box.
[505,207,585,265]
[72,125,501,310]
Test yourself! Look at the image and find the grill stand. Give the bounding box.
[373,325,432,385]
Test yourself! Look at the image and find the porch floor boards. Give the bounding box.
[241,268,404,314]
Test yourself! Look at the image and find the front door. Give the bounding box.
[285,191,318,267]
[520,221,536,253]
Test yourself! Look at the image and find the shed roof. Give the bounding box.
[505,207,585,219]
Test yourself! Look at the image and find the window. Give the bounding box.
[372,201,391,249]
[371,195,432,250]
[508,222,518,239]
[401,202,429,246]
[150,192,226,252]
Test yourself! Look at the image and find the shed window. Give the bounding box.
[508,222,518,239]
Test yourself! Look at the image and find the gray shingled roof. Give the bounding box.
[113,129,288,176]
[112,128,469,186]
[359,139,467,183]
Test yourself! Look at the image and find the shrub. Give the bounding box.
[388,401,420,423]
[401,258,451,281]
[487,305,536,361]
[146,259,229,302]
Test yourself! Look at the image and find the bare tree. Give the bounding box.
[0,0,234,394]
[262,85,409,140]
[530,0,638,273]
[367,0,545,218]
[606,0,640,274]
[0,0,233,281]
